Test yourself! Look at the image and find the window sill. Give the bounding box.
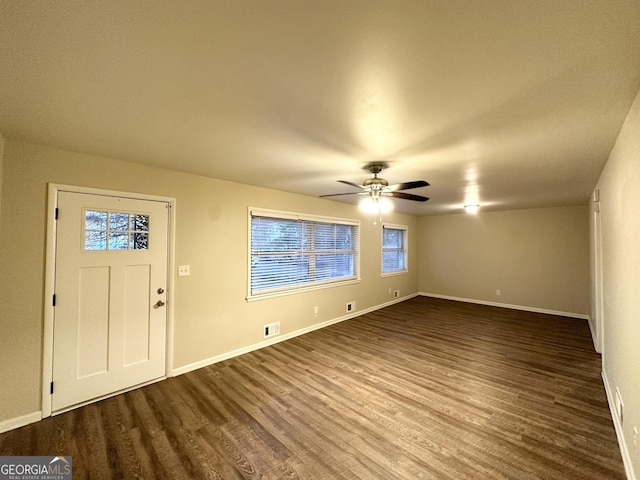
[381,270,408,278]
[246,278,361,302]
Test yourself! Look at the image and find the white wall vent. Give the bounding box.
[264,322,280,338]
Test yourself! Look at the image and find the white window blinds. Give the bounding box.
[382,225,407,274]
[249,209,359,297]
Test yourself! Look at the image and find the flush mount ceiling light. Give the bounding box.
[320,162,430,224]
[464,204,480,214]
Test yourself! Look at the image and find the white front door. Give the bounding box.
[51,191,169,412]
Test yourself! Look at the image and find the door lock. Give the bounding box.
[155,300,165,308]
[157,288,165,294]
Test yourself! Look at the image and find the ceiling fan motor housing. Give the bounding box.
[363,177,388,189]
[363,162,389,189]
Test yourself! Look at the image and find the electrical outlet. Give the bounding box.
[394,290,400,299]
[346,301,355,313]
[496,289,501,296]
[178,265,191,277]
[313,306,319,315]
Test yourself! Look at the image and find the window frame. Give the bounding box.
[381,223,408,277]
[247,208,361,301]
[82,208,151,251]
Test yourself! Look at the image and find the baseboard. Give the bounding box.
[587,316,601,353]
[602,369,636,480]
[172,293,418,376]
[0,411,41,434]
[419,292,589,320]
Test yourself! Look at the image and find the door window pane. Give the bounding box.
[109,213,130,231]
[85,230,107,250]
[108,232,129,250]
[85,211,107,230]
[132,214,149,231]
[131,232,149,250]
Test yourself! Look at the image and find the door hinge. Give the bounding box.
[55,208,59,220]
[50,382,54,394]
[52,294,56,307]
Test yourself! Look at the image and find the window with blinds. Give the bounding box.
[249,209,360,298]
[382,224,408,275]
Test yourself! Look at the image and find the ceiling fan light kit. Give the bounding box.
[359,194,393,225]
[464,204,480,214]
[320,162,430,224]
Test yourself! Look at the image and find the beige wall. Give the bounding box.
[593,85,640,477]
[418,206,590,316]
[0,139,419,424]
[0,131,4,223]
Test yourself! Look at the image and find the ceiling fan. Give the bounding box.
[320,162,430,203]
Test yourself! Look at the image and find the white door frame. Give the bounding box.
[42,183,176,418]
[593,200,604,356]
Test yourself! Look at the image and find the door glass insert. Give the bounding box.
[84,210,150,251]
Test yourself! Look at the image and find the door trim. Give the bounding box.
[42,183,176,418]
[593,201,604,355]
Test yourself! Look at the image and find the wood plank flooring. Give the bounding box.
[0,297,625,479]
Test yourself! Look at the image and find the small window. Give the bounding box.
[249,209,360,298]
[382,224,407,275]
[84,210,149,251]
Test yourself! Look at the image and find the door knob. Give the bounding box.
[157,288,165,294]
[155,300,165,308]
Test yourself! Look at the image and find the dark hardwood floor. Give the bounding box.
[0,297,625,479]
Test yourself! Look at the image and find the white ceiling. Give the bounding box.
[1,1,640,215]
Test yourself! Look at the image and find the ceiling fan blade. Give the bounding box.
[319,192,363,198]
[391,191,429,202]
[386,180,430,191]
[337,180,366,190]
